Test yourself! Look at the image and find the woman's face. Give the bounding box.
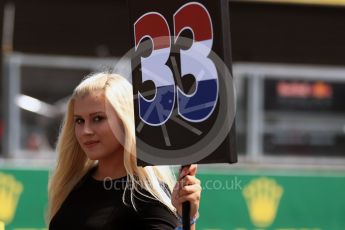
[73,91,123,161]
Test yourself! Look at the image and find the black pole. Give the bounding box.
[182,201,191,230]
[181,165,191,230]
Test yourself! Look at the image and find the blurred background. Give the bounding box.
[0,0,344,229]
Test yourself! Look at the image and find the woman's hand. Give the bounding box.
[172,164,201,219]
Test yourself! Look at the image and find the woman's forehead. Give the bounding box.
[73,92,106,115]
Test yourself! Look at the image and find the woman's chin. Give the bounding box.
[85,152,103,161]
[87,156,99,161]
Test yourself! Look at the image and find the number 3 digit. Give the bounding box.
[174,2,218,122]
[134,13,175,126]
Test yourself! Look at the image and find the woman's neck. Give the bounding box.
[93,148,127,180]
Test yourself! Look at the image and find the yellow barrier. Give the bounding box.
[0,221,5,230]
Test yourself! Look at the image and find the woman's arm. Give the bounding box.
[172,164,202,230]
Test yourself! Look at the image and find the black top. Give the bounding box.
[49,169,177,230]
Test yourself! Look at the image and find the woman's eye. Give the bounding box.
[93,116,105,122]
[75,118,84,124]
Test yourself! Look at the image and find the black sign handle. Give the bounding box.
[181,164,191,230]
[182,201,191,230]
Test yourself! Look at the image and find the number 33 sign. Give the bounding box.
[129,0,237,166]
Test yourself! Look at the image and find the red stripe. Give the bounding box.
[135,13,170,50]
[175,4,212,42]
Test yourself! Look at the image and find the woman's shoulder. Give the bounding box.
[130,187,177,229]
[129,180,172,204]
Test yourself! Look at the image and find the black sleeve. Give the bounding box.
[134,193,178,230]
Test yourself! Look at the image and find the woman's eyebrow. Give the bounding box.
[73,112,105,118]
[89,111,105,116]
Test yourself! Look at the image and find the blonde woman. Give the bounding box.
[48,73,201,230]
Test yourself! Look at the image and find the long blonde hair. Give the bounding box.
[47,73,176,221]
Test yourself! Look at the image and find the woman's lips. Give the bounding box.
[84,140,100,148]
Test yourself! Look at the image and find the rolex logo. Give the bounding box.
[0,172,23,225]
[242,177,283,228]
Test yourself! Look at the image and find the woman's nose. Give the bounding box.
[82,122,94,135]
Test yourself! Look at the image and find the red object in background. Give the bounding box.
[277,81,312,98]
[277,80,333,99]
[312,81,333,99]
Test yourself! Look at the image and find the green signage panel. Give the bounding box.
[197,170,345,230]
[0,169,48,230]
[0,168,344,230]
